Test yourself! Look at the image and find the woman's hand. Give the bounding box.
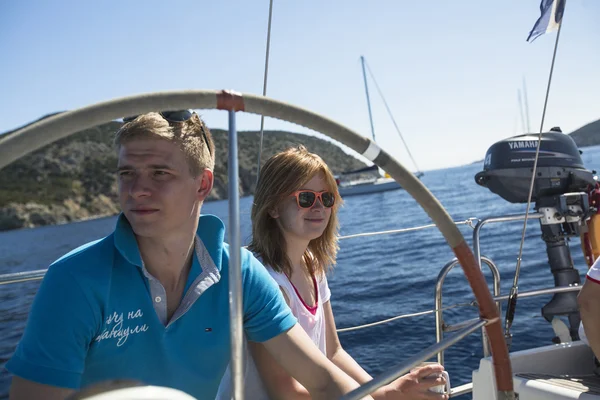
[381,363,448,400]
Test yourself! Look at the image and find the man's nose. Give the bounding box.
[129,175,151,198]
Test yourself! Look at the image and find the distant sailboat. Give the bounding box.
[336,56,423,197]
[335,165,406,196]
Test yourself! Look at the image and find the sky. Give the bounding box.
[1,0,599,171]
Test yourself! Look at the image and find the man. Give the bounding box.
[7,111,370,400]
[579,258,600,362]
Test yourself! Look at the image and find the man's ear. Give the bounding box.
[196,169,214,201]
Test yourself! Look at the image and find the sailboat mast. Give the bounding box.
[522,76,531,133]
[363,58,422,174]
[360,55,376,142]
[517,89,526,133]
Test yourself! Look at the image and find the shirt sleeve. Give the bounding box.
[241,250,297,342]
[6,262,100,389]
[587,258,600,284]
[319,273,331,304]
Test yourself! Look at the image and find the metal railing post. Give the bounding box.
[227,110,244,400]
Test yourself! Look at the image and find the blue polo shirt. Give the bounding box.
[6,214,297,399]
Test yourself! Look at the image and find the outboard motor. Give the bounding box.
[475,128,597,340]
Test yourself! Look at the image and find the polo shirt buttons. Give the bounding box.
[155,296,162,303]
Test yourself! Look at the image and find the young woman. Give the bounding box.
[218,145,448,400]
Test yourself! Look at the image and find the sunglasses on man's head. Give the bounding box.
[290,190,335,209]
[122,110,212,156]
[123,110,195,124]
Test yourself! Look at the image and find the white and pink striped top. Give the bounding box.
[216,263,331,400]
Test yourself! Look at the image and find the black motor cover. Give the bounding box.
[475,131,595,203]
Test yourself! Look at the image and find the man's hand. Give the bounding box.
[381,363,449,400]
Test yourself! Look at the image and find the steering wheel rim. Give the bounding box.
[0,89,514,399]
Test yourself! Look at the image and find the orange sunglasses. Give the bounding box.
[290,190,335,209]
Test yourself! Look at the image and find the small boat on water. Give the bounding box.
[335,56,423,197]
[335,165,424,196]
[338,176,401,196]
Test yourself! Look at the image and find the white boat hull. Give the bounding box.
[338,178,402,197]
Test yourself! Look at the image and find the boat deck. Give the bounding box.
[517,373,600,396]
[472,341,600,399]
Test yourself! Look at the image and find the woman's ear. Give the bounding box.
[268,207,279,219]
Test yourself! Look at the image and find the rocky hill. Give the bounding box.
[569,119,600,148]
[0,117,366,231]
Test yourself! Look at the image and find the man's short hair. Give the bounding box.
[114,112,215,174]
